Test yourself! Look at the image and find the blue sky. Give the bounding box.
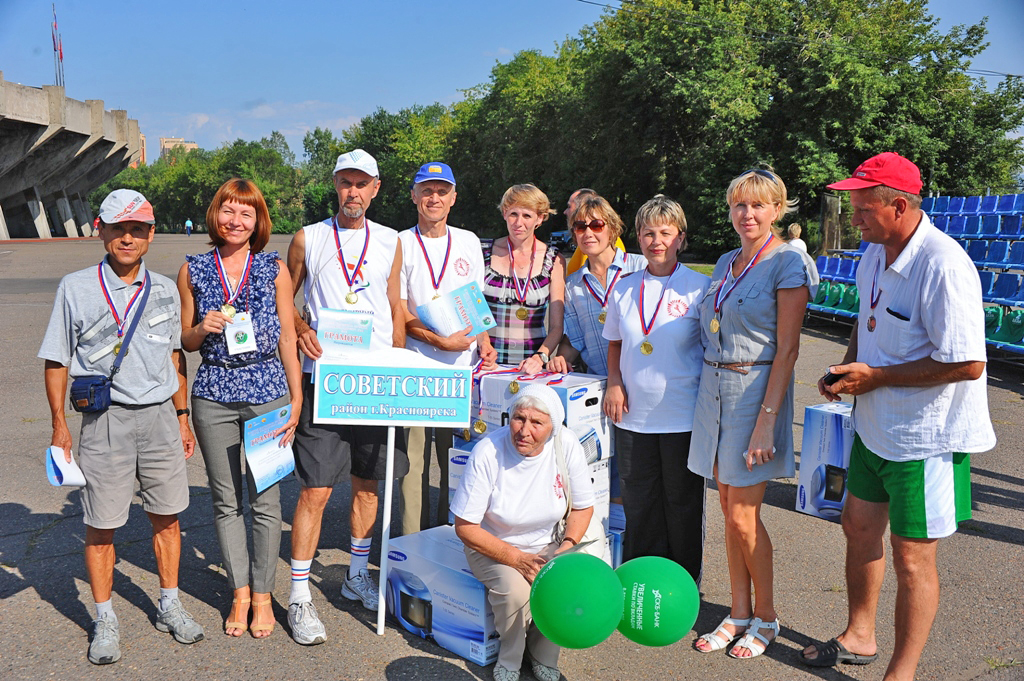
[2,0,1022,163]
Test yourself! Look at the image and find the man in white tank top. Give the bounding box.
[283,149,408,645]
[398,162,497,536]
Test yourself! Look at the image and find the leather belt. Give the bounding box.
[703,358,774,375]
[203,352,277,369]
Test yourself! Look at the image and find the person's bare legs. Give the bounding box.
[85,526,116,603]
[803,494,887,661]
[148,513,180,589]
[291,487,333,561]
[882,535,939,681]
[350,475,378,542]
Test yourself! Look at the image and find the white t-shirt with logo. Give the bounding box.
[451,427,596,552]
[603,265,710,433]
[399,225,485,366]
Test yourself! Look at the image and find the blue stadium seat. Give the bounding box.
[816,255,827,274]
[946,196,965,214]
[921,196,935,213]
[856,241,868,254]
[963,195,981,213]
[1008,241,1024,268]
[822,257,840,280]
[933,215,950,233]
[836,258,856,284]
[983,241,1010,268]
[996,194,1017,214]
[979,195,998,213]
[980,214,1001,238]
[1000,215,1022,239]
[978,270,995,298]
[1014,193,1024,213]
[955,239,968,250]
[932,196,950,213]
[990,273,1021,306]
[960,215,981,238]
[967,240,989,264]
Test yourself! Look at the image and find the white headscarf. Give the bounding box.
[505,383,565,441]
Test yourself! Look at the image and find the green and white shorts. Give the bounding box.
[848,434,971,539]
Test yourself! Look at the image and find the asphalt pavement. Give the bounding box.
[1,235,1022,681]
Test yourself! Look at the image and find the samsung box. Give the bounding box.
[386,525,499,666]
[479,372,613,462]
[796,403,855,521]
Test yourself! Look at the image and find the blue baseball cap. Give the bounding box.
[413,162,456,186]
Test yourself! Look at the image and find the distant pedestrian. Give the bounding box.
[185,218,193,237]
[787,223,807,252]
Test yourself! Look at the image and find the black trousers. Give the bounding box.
[614,428,706,586]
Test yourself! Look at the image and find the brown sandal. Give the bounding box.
[250,595,275,638]
[225,596,250,636]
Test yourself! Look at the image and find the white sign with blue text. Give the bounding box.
[313,347,472,428]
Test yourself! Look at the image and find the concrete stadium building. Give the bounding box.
[0,71,142,240]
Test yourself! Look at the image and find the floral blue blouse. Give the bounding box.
[187,250,287,404]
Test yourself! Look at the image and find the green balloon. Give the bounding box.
[616,556,700,647]
[529,553,624,649]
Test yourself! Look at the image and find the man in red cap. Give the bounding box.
[802,154,995,680]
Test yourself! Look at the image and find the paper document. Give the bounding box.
[416,282,496,337]
[317,307,374,356]
[45,446,86,487]
[243,405,296,493]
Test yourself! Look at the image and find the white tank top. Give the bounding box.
[302,217,398,371]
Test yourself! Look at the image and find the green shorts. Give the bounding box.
[847,433,971,539]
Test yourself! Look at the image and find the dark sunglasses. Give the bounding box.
[743,168,778,183]
[572,219,606,233]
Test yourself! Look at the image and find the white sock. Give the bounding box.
[158,587,178,611]
[349,536,372,577]
[95,599,115,620]
[290,558,313,604]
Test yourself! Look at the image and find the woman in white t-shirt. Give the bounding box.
[452,384,595,681]
[602,195,710,585]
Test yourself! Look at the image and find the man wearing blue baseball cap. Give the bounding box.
[398,162,497,535]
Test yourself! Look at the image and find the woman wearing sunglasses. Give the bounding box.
[602,195,710,584]
[689,169,817,659]
[483,184,566,375]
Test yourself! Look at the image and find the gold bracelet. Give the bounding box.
[760,403,778,415]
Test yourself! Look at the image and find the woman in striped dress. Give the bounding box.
[482,184,566,374]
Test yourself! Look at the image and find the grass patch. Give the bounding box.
[687,263,716,277]
[984,657,1022,670]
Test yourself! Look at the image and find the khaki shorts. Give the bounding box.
[78,400,189,529]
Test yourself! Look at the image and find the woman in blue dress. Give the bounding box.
[177,178,302,638]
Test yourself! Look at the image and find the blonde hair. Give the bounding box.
[571,194,625,245]
[635,194,688,251]
[726,168,797,223]
[498,184,555,220]
[787,223,802,239]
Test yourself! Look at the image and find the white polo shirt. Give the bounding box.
[853,213,996,461]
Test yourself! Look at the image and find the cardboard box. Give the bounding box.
[479,372,613,462]
[385,525,500,666]
[796,403,855,521]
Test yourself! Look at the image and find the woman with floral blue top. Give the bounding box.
[177,178,302,639]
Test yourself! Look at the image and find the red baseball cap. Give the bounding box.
[827,152,923,195]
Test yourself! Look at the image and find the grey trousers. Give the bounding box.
[400,426,454,535]
[192,395,289,593]
[465,543,560,671]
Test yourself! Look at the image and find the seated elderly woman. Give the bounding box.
[452,384,595,681]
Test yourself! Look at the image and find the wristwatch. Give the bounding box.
[536,351,550,363]
[176,408,191,417]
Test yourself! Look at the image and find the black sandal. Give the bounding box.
[802,637,878,667]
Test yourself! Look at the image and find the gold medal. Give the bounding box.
[473,420,487,434]
[515,307,528,321]
[640,340,654,355]
[220,304,236,318]
[432,292,441,300]
[345,291,359,305]
[509,380,520,394]
[710,317,720,333]
[598,310,607,324]
[462,428,471,441]
[113,341,123,355]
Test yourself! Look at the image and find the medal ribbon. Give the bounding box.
[214,248,253,307]
[413,226,451,293]
[97,263,148,338]
[869,258,883,311]
[714,233,774,313]
[583,265,622,311]
[639,264,678,337]
[333,216,371,291]
[508,237,537,306]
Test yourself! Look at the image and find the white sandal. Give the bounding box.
[695,616,751,653]
[727,616,779,659]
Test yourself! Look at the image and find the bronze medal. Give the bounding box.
[473,420,487,434]
[220,304,236,318]
[508,380,520,394]
[515,307,528,321]
[345,291,359,305]
[640,340,654,356]
[867,315,876,332]
[598,310,607,324]
[710,317,720,333]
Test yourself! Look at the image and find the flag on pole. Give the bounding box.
[59,38,63,62]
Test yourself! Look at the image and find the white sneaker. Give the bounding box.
[341,568,379,610]
[287,601,326,645]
